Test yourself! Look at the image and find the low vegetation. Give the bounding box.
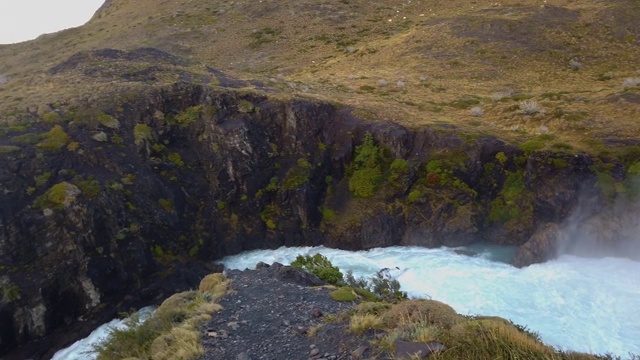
[93,273,231,359]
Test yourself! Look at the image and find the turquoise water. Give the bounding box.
[54,245,640,359]
[220,245,640,358]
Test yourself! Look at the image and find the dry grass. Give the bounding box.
[349,313,383,334]
[382,299,463,329]
[1,0,640,153]
[346,299,604,360]
[94,273,230,360]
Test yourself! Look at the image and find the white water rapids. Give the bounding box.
[53,245,640,359]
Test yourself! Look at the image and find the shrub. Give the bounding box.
[291,253,344,285]
[344,269,407,302]
[519,100,543,115]
[349,133,383,197]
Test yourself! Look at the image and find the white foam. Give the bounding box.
[220,246,640,357]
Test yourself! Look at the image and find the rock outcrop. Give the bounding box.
[1,82,638,358]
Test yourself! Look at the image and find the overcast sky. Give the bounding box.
[0,0,105,44]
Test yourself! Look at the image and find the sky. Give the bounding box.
[0,0,105,44]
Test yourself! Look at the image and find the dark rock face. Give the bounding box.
[0,83,636,357]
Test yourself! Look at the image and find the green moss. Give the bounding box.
[67,142,80,151]
[283,158,312,190]
[97,112,120,129]
[407,190,421,203]
[488,171,526,223]
[34,172,52,188]
[0,145,21,154]
[175,105,202,127]
[216,200,226,210]
[495,152,508,165]
[1,279,21,302]
[152,245,165,257]
[75,177,101,199]
[520,140,545,153]
[388,159,408,184]
[329,287,357,302]
[322,208,336,221]
[550,158,569,169]
[261,204,281,229]
[11,133,41,145]
[625,162,640,198]
[158,198,174,212]
[134,123,153,145]
[237,100,255,113]
[628,162,640,176]
[37,125,70,152]
[595,172,617,198]
[265,176,279,192]
[42,111,62,123]
[33,182,80,210]
[168,152,184,167]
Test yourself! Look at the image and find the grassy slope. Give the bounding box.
[0,0,639,153]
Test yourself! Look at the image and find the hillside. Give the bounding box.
[1,0,640,358]
[1,0,640,152]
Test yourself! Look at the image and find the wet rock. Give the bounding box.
[511,223,566,267]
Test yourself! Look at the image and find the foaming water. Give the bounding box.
[220,246,640,357]
[51,307,155,360]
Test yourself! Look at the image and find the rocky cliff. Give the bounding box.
[1,81,639,358]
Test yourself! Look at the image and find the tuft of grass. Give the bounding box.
[349,313,383,334]
[329,287,357,302]
[94,274,230,360]
[382,299,463,329]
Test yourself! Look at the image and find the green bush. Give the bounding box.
[344,269,407,302]
[488,171,526,223]
[291,253,344,285]
[349,133,383,197]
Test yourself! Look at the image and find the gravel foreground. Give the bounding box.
[200,262,387,360]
